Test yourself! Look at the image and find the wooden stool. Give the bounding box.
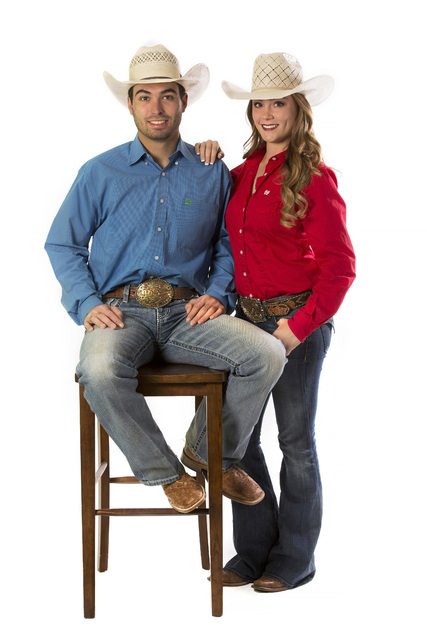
[77,361,227,618]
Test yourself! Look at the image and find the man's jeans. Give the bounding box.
[225,313,333,588]
[76,298,286,486]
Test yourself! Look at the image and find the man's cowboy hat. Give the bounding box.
[222,52,333,106]
[104,44,209,107]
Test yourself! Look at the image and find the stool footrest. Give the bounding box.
[96,507,209,516]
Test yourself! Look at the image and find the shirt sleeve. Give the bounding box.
[45,163,103,325]
[288,166,356,342]
[203,163,237,312]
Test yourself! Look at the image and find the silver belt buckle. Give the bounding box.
[239,297,267,323]
[135,278,174,308]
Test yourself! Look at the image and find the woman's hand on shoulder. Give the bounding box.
[195,140,224,165]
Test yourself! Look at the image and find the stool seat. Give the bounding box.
[77,361,227,618]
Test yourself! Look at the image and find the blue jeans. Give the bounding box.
[76,298,286,485]
[225,312,332,588]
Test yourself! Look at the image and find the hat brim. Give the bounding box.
[221,74,334,107]
[104,63,210,107]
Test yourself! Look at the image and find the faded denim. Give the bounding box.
[76,298,286,485]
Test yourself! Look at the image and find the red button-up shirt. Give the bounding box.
[226,148,356,342]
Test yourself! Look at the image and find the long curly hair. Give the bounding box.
[243,93,323,228]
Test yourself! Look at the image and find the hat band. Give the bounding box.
[138,75,182,81]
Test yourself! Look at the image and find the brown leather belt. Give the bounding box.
[103,278,198,308]
[238,291,312,323]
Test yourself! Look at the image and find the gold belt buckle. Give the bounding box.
[135,278,174,308]
[239,297,267,323]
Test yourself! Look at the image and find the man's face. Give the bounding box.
[128,82,187,144]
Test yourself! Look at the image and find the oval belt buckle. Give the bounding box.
[135,278,174,308]
[240,297,267,323]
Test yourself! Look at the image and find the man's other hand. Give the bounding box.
[185,295,225,326]
[84,304,124,331]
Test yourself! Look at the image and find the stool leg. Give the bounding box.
[206,383,223,617]
[195,396,210,570]
[79,385,96,618]
[197,471,210,570]
[98,423,110,573]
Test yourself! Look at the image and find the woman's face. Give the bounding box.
[252,96,298,150]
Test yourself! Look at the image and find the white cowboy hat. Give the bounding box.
[222,52,334,106]
[104,44,209,107]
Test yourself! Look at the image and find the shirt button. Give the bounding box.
[240,250,243,255]
[175,161,179,165]
[243,272,247,276]
[249,294,253,298]
[272,156,277,161]
[157,227,162,232]
[160,199,164,204]
[154,256,159,260]
[161,172,166,176]
[239,229,242,234]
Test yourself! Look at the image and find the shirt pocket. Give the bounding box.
[173,196,219,249]
[257,201,304,241]
[255,201,285,240]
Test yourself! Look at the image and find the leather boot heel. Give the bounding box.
[181,446,207,473]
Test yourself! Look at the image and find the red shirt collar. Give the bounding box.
[246,146,287,166]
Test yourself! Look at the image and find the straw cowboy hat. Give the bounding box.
[104,44,209,107]
[222,52,334,106]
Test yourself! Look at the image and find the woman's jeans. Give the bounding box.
[76,298,286,486]
[225,313,333,588]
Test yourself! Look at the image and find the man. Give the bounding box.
[45,44,286,514]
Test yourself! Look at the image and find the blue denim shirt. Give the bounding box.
[45,136,235,325]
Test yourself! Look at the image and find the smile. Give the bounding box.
[262,124,278,130]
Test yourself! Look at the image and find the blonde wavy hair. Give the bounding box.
[244,93,322,228]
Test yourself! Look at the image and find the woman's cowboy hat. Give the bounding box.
[104,44,209,107]
[222,52,334,106]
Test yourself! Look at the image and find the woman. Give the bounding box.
[201,52,356,592]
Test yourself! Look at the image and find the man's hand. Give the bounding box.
[84,304,124,331]
[185,294,226,326]
[272,318,302,355]
[195,140,224,165]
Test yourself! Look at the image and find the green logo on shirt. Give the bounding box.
[185,198,192,205]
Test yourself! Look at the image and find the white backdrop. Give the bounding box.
[3,0,426,637]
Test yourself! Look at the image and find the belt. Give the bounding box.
[238,291,312,323]
[103,278,198,308]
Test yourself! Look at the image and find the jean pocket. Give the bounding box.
[320,323,333,354]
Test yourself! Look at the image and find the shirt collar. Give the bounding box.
[129,135,146,165]
[177,139,198,163]
[128,135,194,166]
[247,145,287,165]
